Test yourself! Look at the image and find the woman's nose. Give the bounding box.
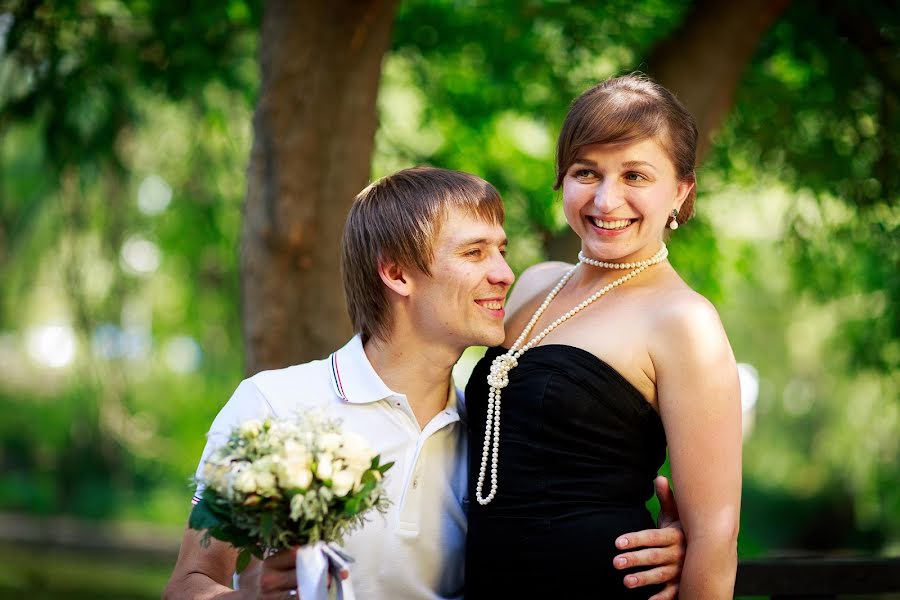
[594,181,625,212]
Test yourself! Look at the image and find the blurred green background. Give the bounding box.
[0,0,897,597]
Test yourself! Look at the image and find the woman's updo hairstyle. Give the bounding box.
[555,74,698,225]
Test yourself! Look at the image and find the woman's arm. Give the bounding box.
[651,294,742,599]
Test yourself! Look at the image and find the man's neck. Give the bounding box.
[363,332,462,429]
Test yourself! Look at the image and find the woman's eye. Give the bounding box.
[574,169,595,179]
[624,172,645,182]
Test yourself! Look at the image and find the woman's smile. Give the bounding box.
[587,216,638,236]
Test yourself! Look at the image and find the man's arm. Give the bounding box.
[165,379,278,599]
[164,528,301,600]
[611,476,686,600]
[164,528,244,599]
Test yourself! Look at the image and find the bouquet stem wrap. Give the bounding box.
[295,542,356,600]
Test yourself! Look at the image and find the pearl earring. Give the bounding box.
[669,209,679,230]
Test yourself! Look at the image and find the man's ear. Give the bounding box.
[378,260,412,297]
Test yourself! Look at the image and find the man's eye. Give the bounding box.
[574,169,595,179]
[465,249,482,257]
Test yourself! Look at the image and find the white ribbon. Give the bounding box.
[295,541,355,600]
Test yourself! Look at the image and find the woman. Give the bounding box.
[465,75,742,598]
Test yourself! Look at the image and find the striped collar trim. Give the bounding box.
[329,335,395,404]
[330,351,347,399]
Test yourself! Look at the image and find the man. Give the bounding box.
[165,167,685,599]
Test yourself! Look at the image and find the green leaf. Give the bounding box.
[189,500,222,531]
[358,481,376,497]
[344,496,362,516]
[236,547,253,573]
[260,512,274,539]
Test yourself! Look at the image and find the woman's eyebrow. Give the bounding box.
[622,160,657,172]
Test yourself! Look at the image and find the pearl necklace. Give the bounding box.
[474,244,669,505]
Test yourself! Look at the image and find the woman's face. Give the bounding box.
[561,137,692,263]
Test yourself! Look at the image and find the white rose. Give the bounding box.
[318,432,342,452]
[339,432,375,471]
[255,454,278,473]
[239,419,263,438]
[283,440,308,462]
[331,469,356,497]
[278,458,313,490]
[316,454,335,480]
[272,441,311,490]
[202,462,225,493]
[202,461,220,483]
[253,465,278,497]
[234,468,258,494]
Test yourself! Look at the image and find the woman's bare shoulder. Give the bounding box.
[649,284,731,362]
[506,261,573,317]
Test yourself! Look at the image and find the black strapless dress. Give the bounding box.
[465,345,667,599]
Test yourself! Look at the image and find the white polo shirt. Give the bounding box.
[193,335,467,599]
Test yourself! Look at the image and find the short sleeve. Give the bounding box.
[191,379,274,504]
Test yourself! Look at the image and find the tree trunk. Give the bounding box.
[646,0,791,161]
[545,0,789,261]
[241,0,397,374]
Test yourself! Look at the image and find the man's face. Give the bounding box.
[406,206,515,351]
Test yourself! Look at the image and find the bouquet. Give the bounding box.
[189,413,393,588]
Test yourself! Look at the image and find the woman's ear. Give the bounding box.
[378,260,412,297]
[675,181,694,211]
[675,176,695,212]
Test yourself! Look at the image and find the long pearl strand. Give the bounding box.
[474,244,669,505]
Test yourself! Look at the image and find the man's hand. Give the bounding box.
[655,475,681,530]
[258,548,299,600]
[257,547,350,600]
[612,476,685,600]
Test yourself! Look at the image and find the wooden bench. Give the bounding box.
[735,556,900,599]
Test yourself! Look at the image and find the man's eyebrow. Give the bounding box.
[456,237,508,248]
[572,158,597,167]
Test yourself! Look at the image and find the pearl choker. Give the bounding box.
[474,244,669,505]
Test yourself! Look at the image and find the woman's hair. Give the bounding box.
[555,74,698,224]
[341,166,504,343]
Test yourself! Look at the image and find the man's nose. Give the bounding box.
[488,254,515,287]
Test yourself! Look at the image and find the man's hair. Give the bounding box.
[555,73,699,225]
[341,166,504,343]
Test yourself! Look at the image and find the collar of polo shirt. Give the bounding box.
[330,336,461,419]
[330,336,393,404]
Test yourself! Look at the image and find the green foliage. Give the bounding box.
[707,1,899,372]
[0,0,257,526]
